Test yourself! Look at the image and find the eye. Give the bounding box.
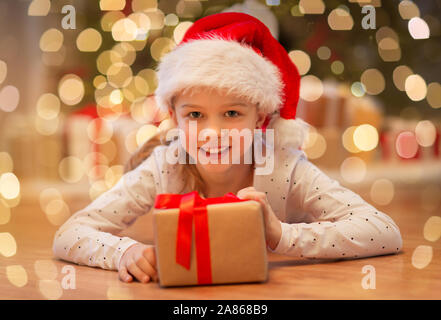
[225,110,240,117]
[187,111,202,119]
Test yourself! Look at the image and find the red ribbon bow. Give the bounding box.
[154,191,249,284]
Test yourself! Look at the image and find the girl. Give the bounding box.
[52,12,403,284]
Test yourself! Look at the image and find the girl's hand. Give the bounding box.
[118,243,158,283]
[236,187,282,251]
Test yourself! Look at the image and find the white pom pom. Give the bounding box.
[266,114,310,150]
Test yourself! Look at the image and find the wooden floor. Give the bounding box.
[1,180,440,300]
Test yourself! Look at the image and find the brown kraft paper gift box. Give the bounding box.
[152,192,269,287]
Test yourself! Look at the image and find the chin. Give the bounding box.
[198,162,233,173]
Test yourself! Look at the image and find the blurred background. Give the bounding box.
[1,0,441,289]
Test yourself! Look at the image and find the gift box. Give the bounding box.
[152,191,268,287]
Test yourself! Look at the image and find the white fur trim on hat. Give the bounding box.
[154,35,284,115]
[266,113,311,150]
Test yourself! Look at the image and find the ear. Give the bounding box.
[169,107,178,126]
[255,110,267,129]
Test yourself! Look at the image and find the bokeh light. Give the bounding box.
[0,59,6,84]
[6,265,28,288]
[423,216,441,242]
[328,6,354,30]
[0,172,20,200]
[300,75,323,102]
[89,180,109,200]
[398,0,420,20]
[330,60,344,75]
[107,285,134,300]
[426,82,441,109]
[39,188,62,212]
[34,260,58,280]
[303,130,326,159]
[298,0,325,15]
[340,156,366,183]
[408,17,430,39]
[87,119,113,144]
[289,50,311,76]
[0,199,11,225]
[342,126,361,153]
[36,93,60,120]
[35,116,60,136]
[132,0,157,12]
[165,13,179,26]
[106,62,133,88]
[101,11,125,32]
[0,85,20,112]
[113,42,137,66]
[112,18,138,42]
[58,156,85,183]
[353,124,379,151]
[415,120,436,147]
[0,152,13,174]
[392,65,413,91]
[376,26,401,62]
[128,12,151,40]
[136,124,158,146]
[405,74,427,101]
[100,0,126,11]
[395,131,419,158]
[0,232,17,257]
[44,199,71,226]
[173,21,193,44]
[317,46,331,60]
[150,37,175,61]
[28,0,51,16]
[351,82,366,97]
[38,280,63,300]
[76,28,103,52]
[176,0,202,18]
[58,74,85,106]
[370,178,395,206]
[105,165,124,188]
[360,68,385,95]
[411,245,432,269]
[40,28,64,52]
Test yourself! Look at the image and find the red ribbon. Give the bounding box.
[154,191,249,284]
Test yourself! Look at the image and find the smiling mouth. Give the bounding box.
[199,146,231,156]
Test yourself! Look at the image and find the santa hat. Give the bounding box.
[154,12,310,150]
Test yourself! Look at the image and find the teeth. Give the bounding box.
[201,146,229,154]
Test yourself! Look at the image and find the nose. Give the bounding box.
[199,121,228,146]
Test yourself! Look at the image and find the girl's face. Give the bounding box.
[170,86,266,173]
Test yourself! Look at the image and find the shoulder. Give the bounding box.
[255,142,305,188]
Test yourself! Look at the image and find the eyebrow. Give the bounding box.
[179,102,249,109]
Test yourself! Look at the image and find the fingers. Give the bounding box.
[237,187,256,199]
[136,255,158,282]
[118,266,133,283]
[126,257,153,283]
[238,190,267,203]
[143,247,157,269]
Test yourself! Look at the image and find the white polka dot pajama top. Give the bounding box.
[52,140,403,271]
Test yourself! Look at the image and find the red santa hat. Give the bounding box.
[154,12,310,149]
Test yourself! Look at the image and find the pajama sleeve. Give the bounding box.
[269,152,403,260]
[52,154,157,271]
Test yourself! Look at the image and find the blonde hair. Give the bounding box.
[124,95,207,195]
